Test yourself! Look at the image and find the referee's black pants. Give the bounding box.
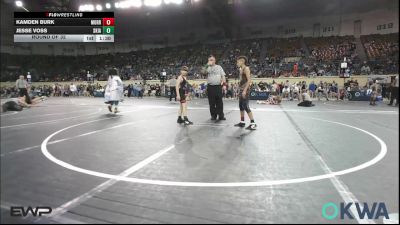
[169,87,176,101]
[18,88,28,97]
[389,86,399,105]
[207,85,224,119]
[19,88,31,104]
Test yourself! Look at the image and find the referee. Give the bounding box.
[204,55,226,120]
[16,75,29,98]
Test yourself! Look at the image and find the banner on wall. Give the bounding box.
[368,75,393,84]
[94,91,104,97]
[249,91,270,100]
[346,90,379,101]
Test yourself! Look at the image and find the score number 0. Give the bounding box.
[102,18,115,35]
[102,18,115,26]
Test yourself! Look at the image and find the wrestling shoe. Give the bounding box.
[184,118,193,125]
[177,116,184,124]
[234,122,246,128]
[245,123,257,130]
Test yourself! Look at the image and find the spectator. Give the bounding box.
[309,81,317,98]
[298,90,315,107]
[69,83,78,96]
[370,80,382,106]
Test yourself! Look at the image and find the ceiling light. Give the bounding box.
[144,0,162,7]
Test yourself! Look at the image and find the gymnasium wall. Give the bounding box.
[240,9,399,39]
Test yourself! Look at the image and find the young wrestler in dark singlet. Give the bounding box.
[176,66,193,125]
[234,56,257,130]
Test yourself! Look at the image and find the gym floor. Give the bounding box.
[0,97,398,224]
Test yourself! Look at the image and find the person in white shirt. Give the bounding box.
[104,68,124,113]
[27,73,32,83]
[282,81,290,100]
[69,83,77,96]
[369,80,382,106]
[298,90,315,107]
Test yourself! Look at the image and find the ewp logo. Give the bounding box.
[322,202,389,220]
[10,206,52,217]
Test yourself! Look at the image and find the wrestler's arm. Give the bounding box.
[242,67,251,95]
[176,76,182,100]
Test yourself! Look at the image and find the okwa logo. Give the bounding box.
[322,202,389,220]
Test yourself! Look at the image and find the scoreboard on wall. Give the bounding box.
[14,12,115,43]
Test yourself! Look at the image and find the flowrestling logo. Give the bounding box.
[10,206,52,217]
[322,202,389,220]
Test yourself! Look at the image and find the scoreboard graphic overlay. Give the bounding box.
[14,12,115,43]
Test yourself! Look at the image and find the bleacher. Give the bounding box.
[305,35,357,61]
[1,34,398,82]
